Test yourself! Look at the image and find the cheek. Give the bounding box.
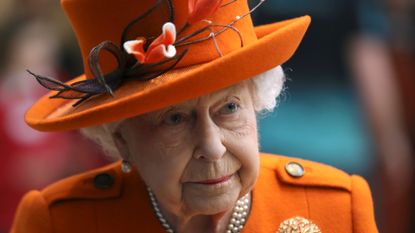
[222,108,258,155]
[222,114,259,195]
[125,125,194,209]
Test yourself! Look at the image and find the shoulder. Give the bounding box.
[40,161,123,205]
[259,153,353,191]
[258,153,378,232]
[11,190,53,233]
[11,162,124,233]
[259,152,374,194]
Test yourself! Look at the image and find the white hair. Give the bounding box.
[80,65,286,161]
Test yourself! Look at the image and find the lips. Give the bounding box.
[193,174,233,185]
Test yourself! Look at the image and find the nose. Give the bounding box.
[193,115,226,161]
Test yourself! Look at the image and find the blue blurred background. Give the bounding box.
[251,1,415,232]
[254,0,383,175]
[0,0,414,232]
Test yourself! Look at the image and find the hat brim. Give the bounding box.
[26,16,311,131]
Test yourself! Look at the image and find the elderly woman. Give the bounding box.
[11,0,378,232]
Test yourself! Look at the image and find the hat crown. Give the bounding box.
[61,0,258,78]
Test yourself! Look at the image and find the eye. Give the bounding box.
[219,102,239,115]
[163,112,187,126]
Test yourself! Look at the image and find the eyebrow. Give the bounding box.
[150,84,246,118]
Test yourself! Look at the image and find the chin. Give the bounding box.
[183,186,242,216]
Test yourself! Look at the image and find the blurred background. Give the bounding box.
[0,0,413,232]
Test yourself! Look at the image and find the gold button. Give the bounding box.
[285,162,305,178]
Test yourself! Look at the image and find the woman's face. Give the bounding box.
[113,82,259,217]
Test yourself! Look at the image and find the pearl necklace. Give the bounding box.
[147,187,250,233]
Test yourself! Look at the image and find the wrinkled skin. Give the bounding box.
[112,82,259,233]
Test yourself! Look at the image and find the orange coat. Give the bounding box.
[11,154,378,233]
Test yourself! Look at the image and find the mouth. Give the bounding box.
[193,174,233,185]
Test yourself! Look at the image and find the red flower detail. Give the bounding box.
[124,22,177,64]
[187,0,223,24]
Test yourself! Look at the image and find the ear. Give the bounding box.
[111,130,130,161]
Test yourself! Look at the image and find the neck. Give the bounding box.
[168,209,233,233]
[148,189,251,233]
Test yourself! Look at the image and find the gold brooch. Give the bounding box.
[277,216,322,233]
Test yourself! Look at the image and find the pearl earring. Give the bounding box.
[121,160,132,174]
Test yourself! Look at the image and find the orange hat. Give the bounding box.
[25,0,311,131]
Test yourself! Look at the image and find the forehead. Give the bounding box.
[118,81,251,125]
[175,81,250,107]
